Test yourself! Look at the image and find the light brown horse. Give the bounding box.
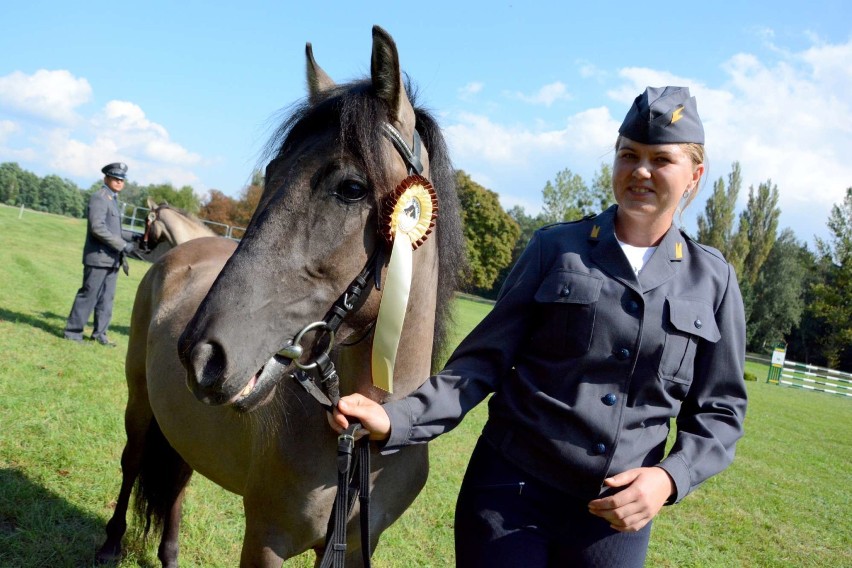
[138,198,218,263]
[96,26,464,567]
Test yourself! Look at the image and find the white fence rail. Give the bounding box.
[769,359,852,398]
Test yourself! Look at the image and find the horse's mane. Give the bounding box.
[262,80,466,369]
[154,203,216,235]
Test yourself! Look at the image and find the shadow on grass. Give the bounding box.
[0,467,155,568]
[0,308,130,338]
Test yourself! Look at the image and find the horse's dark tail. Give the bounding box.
[132,418,193,540]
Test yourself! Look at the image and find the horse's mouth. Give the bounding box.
[229,354,292,412]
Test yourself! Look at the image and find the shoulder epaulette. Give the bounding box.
[539,212,597,231]
[681,230,727,263]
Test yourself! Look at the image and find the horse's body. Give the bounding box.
[97,26,464,567]
[139,199,218,263]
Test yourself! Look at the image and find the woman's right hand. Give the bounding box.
[330,393,391,441]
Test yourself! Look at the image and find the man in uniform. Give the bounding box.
[64,162,138,346]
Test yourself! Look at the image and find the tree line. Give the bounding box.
[2,160,850,370]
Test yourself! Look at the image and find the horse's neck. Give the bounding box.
[161,211,214,245]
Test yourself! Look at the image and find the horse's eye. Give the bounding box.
[333,180,368,203]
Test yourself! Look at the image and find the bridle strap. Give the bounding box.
[141,210,157,251]
[382,124,423,175]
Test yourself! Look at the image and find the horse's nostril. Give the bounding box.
[190,341,226,388]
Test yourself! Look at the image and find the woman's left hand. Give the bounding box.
[587,467,675,532]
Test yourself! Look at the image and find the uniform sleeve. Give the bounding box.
[659,263,748,503]
[88,194,129,252]
[382,230,546,451]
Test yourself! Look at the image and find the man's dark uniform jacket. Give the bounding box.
[84,185,135,267]
[383,205,748,504]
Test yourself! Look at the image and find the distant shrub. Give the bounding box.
[744,372,758,382]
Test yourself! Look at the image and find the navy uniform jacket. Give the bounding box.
[383,205,747,503]
[83,185,134,268]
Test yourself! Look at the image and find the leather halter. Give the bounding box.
[141,209,158,251]
[283,122,425,409]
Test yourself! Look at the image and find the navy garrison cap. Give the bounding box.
[619,86,704,145]
[101,162,128,180]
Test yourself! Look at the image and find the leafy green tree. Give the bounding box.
[746,229,807,350]
[541,166,612,224]
[14,168,40,210]
[697,162,741,251]
[456,170,520,292]
[146,183,200,213]
[483,205,548,299]
[39,175,85,217]
[590,163,615,210]
[0,162,21,204]
[808,187,852,369]
[116,181,150,209]
[740,180,780,287]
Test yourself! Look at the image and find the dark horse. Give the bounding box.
[96,26,464,567]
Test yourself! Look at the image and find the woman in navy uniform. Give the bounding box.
[333,86,747,567]
[64,162,138,346]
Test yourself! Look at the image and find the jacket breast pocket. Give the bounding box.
[528,270,603,359]
[658,297,720,397]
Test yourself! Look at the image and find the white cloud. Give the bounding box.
[458,82,484,100]
[511,81,572,106]
[0,120,18,142]
[0,69,92,124]
[0,69,205,189]
[577,60,607,81]
[445,37,852,245]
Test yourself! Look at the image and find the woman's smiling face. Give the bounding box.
[612,137,703,227]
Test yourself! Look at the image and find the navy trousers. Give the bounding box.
[454,439,652,568]
[64,265,119,341]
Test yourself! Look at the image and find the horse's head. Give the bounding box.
[143,198,216,249]
[178,26,464,412]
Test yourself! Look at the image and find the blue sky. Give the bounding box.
[1,1,850,246]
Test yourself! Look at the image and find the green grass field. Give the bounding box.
[0,203,850,567]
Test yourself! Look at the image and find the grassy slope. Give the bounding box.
[0,204,849,567]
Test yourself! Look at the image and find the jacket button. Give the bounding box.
[615,348,630,360]
[625,300,639,313]
[559,285,571,297]
[694,319,703,329]
[593,443,607,455]
[602,393,617,406]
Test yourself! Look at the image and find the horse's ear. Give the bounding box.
[306,43,335,104]
[370,26,415,135]
[147,197,157,209]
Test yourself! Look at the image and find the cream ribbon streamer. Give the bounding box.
[371,176,437,393]
[371,233,413,392]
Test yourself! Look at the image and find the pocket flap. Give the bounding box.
[666,297,721,342]
[534,270,603,304]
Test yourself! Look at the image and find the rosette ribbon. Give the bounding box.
[372,175,438,392]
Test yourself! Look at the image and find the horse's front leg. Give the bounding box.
[239,516,289,568]
[240,488,317,568]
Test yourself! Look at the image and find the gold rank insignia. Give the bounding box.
[675,242,684,259]
[590,225,600,239]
